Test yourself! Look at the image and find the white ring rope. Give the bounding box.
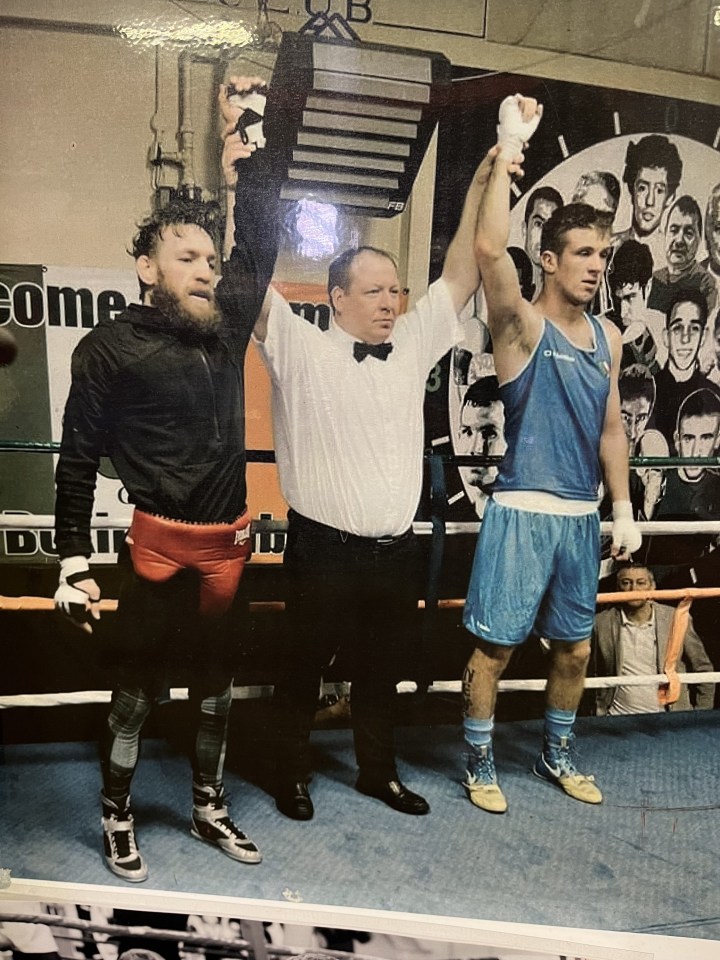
[415,520,720,536]
[2,674,718,710]
[3,514,720,536]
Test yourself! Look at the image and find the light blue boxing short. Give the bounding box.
[463,496,600,646]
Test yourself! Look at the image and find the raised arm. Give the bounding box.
[599,321,642,559]
[214,76,282,344]
[441,145,523,314]
[221,117,253,259]
[474,96,543,368]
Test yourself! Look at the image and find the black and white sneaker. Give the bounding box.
[191,783,262,864]
[101,794,148,883]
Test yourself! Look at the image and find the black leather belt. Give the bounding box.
[289,510,411,546]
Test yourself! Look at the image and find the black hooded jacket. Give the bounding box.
[54,154,280,558]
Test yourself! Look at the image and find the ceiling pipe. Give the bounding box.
[178,51,197,190]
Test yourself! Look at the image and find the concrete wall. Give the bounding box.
[1,0,717,289]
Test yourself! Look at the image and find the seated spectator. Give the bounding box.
[592,561,714,715]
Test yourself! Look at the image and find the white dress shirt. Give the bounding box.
[255,278,459,537]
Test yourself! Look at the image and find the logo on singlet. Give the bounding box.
[598,360,611,377]
[543,349,576,363]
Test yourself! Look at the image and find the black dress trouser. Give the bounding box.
[273,510,423,783]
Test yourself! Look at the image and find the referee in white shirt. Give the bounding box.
[222,97,526,819]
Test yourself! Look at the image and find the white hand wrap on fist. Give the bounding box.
[228,86,267,149]
[55,555,101,633]
[497,94,541,160]
[611,500,642,556]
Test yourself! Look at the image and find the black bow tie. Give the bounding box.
[353,341,393,363]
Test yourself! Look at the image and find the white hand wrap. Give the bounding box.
[55,556,101,625]
[497,94,541,159]
[229,88,267,149]
[611,500,642,555]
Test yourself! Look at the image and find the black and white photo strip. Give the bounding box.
[1,4,719,960]
[0,897,635,960]
[0,895,715,960]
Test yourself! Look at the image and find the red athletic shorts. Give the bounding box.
[126,510,252,617]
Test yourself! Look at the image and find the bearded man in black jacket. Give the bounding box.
[53,76,279,883]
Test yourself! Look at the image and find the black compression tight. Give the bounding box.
[100,683,233,800]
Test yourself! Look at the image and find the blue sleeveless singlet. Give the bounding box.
[493,313,612,501]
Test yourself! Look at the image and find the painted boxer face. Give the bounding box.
[620,396,652,447]
[573,177,617,215]
[613,282,645,328]
[713,320,720,369]
[631,166,670,236]
[458,399,507,488]
[525,197,559,267]
[664,207,701,276]
[665,300,704,372]
[705,191,720,270]
[675,412,720,480]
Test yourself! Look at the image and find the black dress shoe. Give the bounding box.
[275,781,314,821]
[355,777,430,815]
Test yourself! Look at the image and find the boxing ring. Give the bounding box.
[2,447,720,942]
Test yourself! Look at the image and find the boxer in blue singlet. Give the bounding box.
[461,96,642,814]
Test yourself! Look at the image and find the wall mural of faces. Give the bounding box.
[429,84,720,537]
